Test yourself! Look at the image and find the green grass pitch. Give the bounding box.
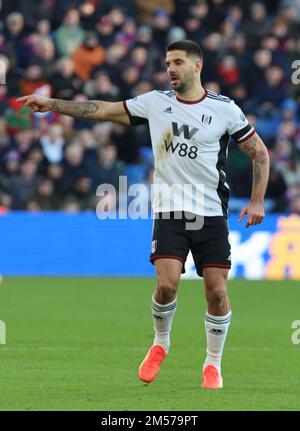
[0,277,299,411]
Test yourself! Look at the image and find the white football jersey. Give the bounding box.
[124,89,255,217]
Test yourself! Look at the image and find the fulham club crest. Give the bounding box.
[151,240,157,253]
[201,114,212,125]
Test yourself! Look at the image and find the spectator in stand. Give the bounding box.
[60,196,81,212]
[229,83,251,113]
[4,12,33,69]
[40,124,65,164]
[135,24,153,48]
[190,0,209,21]
[97,42,128,87]
[90,143,124,193]
[151,9,172,52]
[84,70,120,101]
[58,114,76,143]
[115,17,137,50]
[255,64,288,106]
[71,32,105,81]
[60,142,89,197]
[167,26,187,46]
[201,32,223,83]
[228,34,250,81]
[92,122,113,147]
[108,6,126,32]
[96,15,116,48]
[134,0,175,24]
[36,19,51,37]
[184,10,206,46]
[33,37,56,80]
[12,129,37,160]
[205,0,226,31]
[282,159,300,191]
[247,49,273,92]
[217,55,240,89]
[55,8,85,57]
[1,0,50,33]
[118,65,140,100]
[19,64,48,95]
[8,159,39,209]
[130,45,149,74]
[50,58,82,100]
[226,4,243,31]
[72,176,94,210]
[46,163,65,198]
[243,2,270,51]
[266,167,288,211]
[28,177,58,210]
[273,136,294,170]
[280,0,300,23]
[152,66,169,91]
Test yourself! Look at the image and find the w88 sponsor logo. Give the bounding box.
[164,140,198,159]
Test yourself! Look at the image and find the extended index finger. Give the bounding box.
[16,95,31,103]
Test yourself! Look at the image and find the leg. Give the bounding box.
[202,267,232,389]
[151,258,182,350]
[139,213,189,384]
[203,267,230,316]
[139,258,182,383]
[154,258,182,304]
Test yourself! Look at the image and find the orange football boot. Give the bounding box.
[201,365,223,389]
[139,345,167,383]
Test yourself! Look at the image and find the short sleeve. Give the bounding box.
[123,91,156,126]
[226,101,255,143]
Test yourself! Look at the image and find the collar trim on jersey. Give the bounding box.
[176,88,207,105]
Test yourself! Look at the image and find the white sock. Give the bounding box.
[151,295,177,352]
[204,310,232,374]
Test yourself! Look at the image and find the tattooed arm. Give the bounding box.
[238,132,270,227]
[16,95,130,125]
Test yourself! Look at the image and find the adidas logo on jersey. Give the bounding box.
[163,107,172,113]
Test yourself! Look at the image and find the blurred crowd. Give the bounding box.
[0,0,300,213]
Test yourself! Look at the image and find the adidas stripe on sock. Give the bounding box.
[151,296,177,352]
[204,310,232,373]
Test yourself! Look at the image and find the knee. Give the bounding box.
[156,278,178,303]
[206,287,227,309]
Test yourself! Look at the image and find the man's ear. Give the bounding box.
[195,59,203,74]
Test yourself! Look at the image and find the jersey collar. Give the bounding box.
[176,88,207,105]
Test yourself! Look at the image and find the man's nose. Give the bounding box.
[169,65,177,73]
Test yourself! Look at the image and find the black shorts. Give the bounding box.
[150,212,231,277]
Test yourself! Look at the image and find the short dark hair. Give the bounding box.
[167,40,203,60]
